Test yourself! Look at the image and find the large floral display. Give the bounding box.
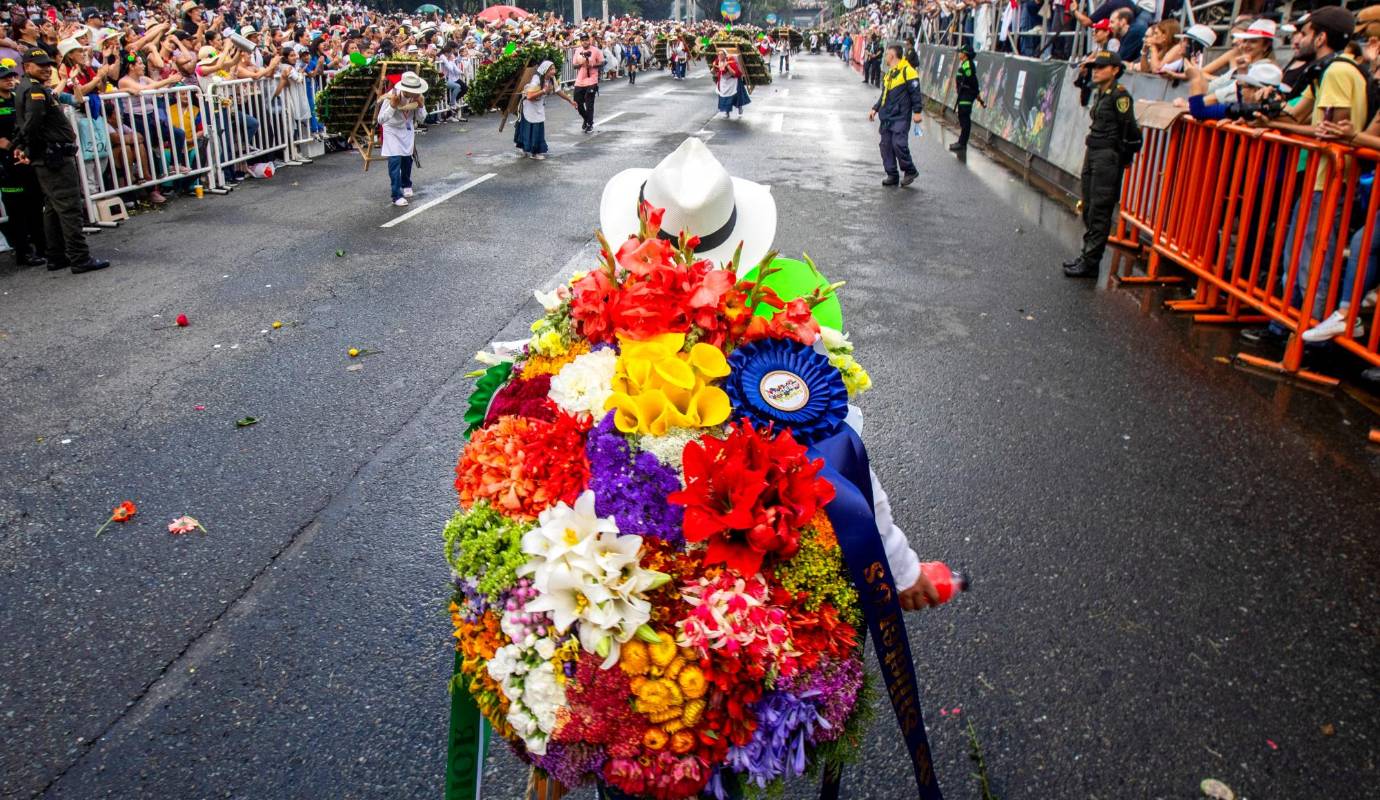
[443,206,929,799]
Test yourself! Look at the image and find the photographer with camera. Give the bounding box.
[1063,50,1140,279]
[13,47,109,274]
[1185,59,1285,122]
[572,34,603,134]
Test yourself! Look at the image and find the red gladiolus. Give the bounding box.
[175,314,189,327]
[669,423,834,575]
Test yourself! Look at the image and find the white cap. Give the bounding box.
[1239,60,1284,89]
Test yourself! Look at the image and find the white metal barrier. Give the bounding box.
[64,84,214,225]
[205,77,291,191]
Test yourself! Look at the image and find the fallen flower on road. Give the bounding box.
[194,405,205,411]
[235,416,259,428]
[348,348,382,358]
[272,321,283,329]
[336,249,346,257]
[1200,778,1234,800]
[348,348,360,357]
[96,501,137,536]
[1265,739,1278,750]
[168,516,208,535]
[176,314,189,327]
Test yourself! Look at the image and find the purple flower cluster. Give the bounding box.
[454,577,494,622]
[778,657,864,743]
[533,741,606,789]
[585,412,684,544]
[726,689,828,788]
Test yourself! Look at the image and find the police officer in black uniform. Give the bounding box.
[1063,51,1141,278]
[0,60,47,267]
[949,43,984,153]
[15,47,109,274]
[869,45,923,188]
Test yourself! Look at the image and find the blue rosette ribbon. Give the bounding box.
[724,339,848,446]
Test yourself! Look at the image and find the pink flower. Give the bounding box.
[168,515,206,535]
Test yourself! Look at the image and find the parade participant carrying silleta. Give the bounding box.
[711,49,750,120]
[514,60,574,161]
[377,70,428,208]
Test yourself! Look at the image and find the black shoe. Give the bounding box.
[1240,326,1288,346]
[47,258,68,271]
[69,257,111,274]
[1063,259,1099,278]
[882,175,899,187]
[1361,366,1380,386]
[900,172,918,187]
[1061,257,1082,269]
[949,142,967,152]
[18,253,47,268]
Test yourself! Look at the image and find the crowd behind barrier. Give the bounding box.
[1110,117,1380,381]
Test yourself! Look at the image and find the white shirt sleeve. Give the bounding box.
[844,405,922,591]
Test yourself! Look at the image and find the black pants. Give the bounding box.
[1079,147,1124,266]
[34,158,90,265]
[573,86,597,128]
[779,53,789,72]
[1,165,46,258]
[957,101,973,147]
[864,58,881,86]
[879,119,916,178]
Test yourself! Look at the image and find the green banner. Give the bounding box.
[445,653,488,800]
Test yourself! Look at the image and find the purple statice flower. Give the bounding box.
[777,657,864,743]
[454,577,495,622]
[531,741,606,789]
[726,690,828,788]
[585,411,684,545]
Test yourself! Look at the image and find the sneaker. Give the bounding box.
[900,172,918,187]
[736,109,743,118]
[394,197,409,207]
[69,257,111,274]
[532,154,547,161]
[403,187,414,198]
[881,175,899,187]
[1301,309,1365,343]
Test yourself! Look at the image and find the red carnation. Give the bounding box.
[668,422,835,575]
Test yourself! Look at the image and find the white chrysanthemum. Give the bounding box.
[548,347,618,420]
[637,426,718,475]
[488,641,566,756]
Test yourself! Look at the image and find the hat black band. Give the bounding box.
[638,182,738,253]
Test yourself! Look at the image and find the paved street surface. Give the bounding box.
[3,55,1378,800]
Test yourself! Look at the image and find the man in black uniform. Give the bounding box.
[950,43,983,153]
[0,61,47,267]
[869,45,923,188]
[1063,51,1140,278]
[14,47,109,274]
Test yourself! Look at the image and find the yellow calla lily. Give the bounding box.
[605,334,733,435]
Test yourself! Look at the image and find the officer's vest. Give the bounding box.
[879,61,917,108]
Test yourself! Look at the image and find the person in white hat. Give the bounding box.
[597,137,939,611]
[377,70,427,206]
[514,60,572,161]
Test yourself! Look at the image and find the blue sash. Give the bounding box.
[809,427,943,800]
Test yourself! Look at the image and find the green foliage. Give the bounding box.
[774,530,861,628]
[442,501,531,602]
[315,57,447,137]
[464,44,567,115]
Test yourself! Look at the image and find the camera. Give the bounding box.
[1223,94,1286,121]
[1183,38,1206,60]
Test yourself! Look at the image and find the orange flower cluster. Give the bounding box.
[619,637,709,757]
[451,606,513,737]
[454,414,590,521]
[519,341,590,378]
[807,511,836,548]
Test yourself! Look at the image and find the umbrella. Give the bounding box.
[415,3,442,12]
[476,4,529,22]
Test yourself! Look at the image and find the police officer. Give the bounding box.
[868,44,923,188]
[0,60,47,267]
[14,47,109,274]
[949,43,984,153]
[1063,51,1140,278]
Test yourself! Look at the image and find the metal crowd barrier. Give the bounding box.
[205,76,292,191]
[1113,116,1380,383]
[64,84,214,226]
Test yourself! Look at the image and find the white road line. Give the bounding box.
[379,173,496,228]
[595,110,626,126]
[770,113,784,133]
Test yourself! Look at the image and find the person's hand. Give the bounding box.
[912,112,922,123]
[0,137,10,150]
[868,108,876,121]
[13,148,28,165]
[1317,119,1356,141]
[898,572,941,611]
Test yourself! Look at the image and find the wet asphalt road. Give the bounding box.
[2,55,1379,800]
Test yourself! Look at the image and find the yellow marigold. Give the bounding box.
[643,728,669,751]
[677,665,707,700]
[670,730,696,754]
[620,640,651,675]
[648,637,679,669]
[606,333,731,435]
[521,341,590,378]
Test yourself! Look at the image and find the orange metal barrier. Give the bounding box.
[1113,116,1380,385]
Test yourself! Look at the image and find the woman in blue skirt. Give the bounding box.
[711,50,751,120]
[514,60,571,160]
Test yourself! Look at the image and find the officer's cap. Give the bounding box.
[24,47,56,66]
[0,64,16,79]
[1089,50,1122,68]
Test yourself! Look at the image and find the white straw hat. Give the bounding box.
[396,70,429,94]
[599,138,777,272]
